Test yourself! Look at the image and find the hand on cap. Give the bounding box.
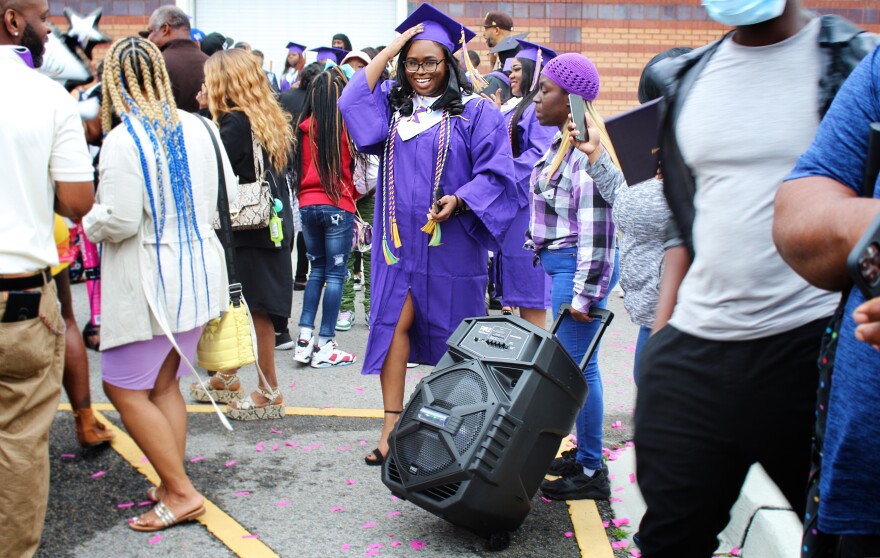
[385,24,424,59]
[567,111,603,163]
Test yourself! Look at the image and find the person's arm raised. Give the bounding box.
[364,24,424,92]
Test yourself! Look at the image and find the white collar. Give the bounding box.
[500,96,522,114]
[396,93,481,141]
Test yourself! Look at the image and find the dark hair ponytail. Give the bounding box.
[388,40,473,117]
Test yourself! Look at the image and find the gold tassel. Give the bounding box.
[392,221,402,248]
[461,29,489,93]
[420,219,442,246]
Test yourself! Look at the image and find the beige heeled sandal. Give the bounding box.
[226,386,284,421]
[190,372,244,404]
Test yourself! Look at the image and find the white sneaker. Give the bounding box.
[310,340,356,368]
[293,337,315,364]
[336,310,354,331]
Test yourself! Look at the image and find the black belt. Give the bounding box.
[0,268,52,291]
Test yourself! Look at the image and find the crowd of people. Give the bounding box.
[2,0,880,556]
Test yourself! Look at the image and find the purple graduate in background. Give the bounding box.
[495,39,557,327]
[338,3,516,467]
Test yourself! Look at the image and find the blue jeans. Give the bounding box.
[540,246,619,470]
[633,325,651,385]
[298,205,354,339]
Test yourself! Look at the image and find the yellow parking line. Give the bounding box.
[60,405,614,556]
[82,407,280,558]
[62,402,384,419]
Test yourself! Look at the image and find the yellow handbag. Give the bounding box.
[196,285,256,370]
[195,115,258,372]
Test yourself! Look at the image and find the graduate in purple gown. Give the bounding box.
[337,3,516,466]
[496,40,558,326]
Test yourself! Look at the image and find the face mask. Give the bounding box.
[339,63,355,79]
[702,0,787,26]
[323,59,337,71]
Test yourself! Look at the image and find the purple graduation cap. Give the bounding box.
[286,41,306,55]
[514,39,558,64]
[310,46,348,64]
[395,2,476,54]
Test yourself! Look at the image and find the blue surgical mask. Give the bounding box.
[702,0,787,26]
[339,63,355,79]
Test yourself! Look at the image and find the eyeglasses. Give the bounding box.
[403,59,444,74]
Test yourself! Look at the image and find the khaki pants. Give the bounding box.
[0,281,65,558]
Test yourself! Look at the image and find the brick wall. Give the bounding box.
[443,0,880,116]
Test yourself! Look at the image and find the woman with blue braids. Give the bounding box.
[83,37,236,532]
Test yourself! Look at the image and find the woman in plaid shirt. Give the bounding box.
[527,53,619,502]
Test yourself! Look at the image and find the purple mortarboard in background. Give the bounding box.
[310,46,348,64]
[514,39,557,64]
[395,3,476,54]
[502,58,513,72]
[286,42,306,55]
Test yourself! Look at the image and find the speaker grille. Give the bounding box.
[429,369,488,409]
[397,429,455,476]
[420,482,462,502]
[454,412,485,455]
[387,456,402,484]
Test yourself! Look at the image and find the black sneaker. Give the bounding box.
[275,332,295,350]
[548,448,609,478]
[540,469,611,501]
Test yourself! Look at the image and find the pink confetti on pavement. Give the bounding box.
[613,487,625,492]
[226,461,237,467]
[361,522,376,529]
[608,474,617,480]
[330,507,345,512]
[611,421,623,429]
[367,544,384,550]
[631,550,642,558]
[387,511,400,517]
[61,453,76,459]
[346,479,357,485]
[630,473,637,484]
[302,443,322,452]
[242,534,260,539]
[189,456,205,463]
[356,387,364,394]
[341,544,351,550]
[272,444,280,451]
[289,382,296,389]
[270,429,283,435]
[138,501,152,507]
[276,500,291,507]
[364,551,380,557]
[233,491,251,497]
[625,441,635,447]
[410,540,427,550]
[602,521,610,528]
[338,446,352,451]
[541,496,552,503]
[117,502,135,509]
[613,518,631,528]
[564,532,574,538]
[612,540,630,549]
[148,535,162,545]
[390,495,400,501]
[391,541,402,547]
[285,441,299,448]
[91,471,106,478]
[731,548,741,556]
[140,456,149,463]
[610,497,624,503]
[360,440,368,446]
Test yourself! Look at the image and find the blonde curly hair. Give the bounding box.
[204,49,294,172]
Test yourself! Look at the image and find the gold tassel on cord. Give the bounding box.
[461,29,489,93]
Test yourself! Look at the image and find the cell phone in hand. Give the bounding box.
[568,94,587,142]
[1,291,42,323]
[848,212,880,300]
[434,199,443,213]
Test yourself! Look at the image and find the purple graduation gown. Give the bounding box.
[339,73,516,375]
[499,102,556,309]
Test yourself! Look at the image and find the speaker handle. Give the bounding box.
[552,304,615,372]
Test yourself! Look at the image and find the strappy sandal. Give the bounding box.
[146,485,161,503]
[226,386,284,421]
[129,500,206,532]
[190,372,244,404]
[81,321,100,351]
[365,410,402,466]
[501,307,514,315]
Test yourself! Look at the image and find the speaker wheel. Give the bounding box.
[488,531,510,551]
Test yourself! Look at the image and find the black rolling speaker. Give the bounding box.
[382,305,614,550]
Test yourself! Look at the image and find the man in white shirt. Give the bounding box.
[0,1,94,555]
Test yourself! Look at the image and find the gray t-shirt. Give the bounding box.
[589,151,669,328]
[670,17,838,340]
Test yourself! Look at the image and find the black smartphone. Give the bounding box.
[433,199,443,213]
[1,291,42,323]
[568,93,587,142]
[848,212,880,300]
